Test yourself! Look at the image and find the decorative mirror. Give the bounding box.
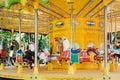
[56,21,64,27]
[86,20,95,26]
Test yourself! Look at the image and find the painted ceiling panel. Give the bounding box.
[0,0,119,34]
[79,0,102,17]
[48,0,70,15]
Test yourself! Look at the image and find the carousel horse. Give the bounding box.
[108,44,120,59]
[100,44,119,60]
[107,44,117,59]
[39,48,50,64]
[86,47,103,61]
[9,44,16,65]
[0,48,7,63]
[54,37,64,53]
[16,49,23,63]
[55,37,70,63]
[22,42,35,69]
[8,40,19,66]
[24,50,35,69]
[80,49,91,62]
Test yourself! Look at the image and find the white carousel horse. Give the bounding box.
[39,48,50,64]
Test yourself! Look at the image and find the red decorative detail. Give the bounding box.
[57,50,70,61]
[16,54,23,63]
[80,50,92,62]
[0,48,7,59]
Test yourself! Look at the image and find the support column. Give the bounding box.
[114,15,117,44]
[0,18,4,70]
[68,2,74,75]
[114,15,118,70]
[110,10,113,44]
[34,9,39,74]
[69,2,73,62]
[18,11,21,49]
[17,10,23,73]
[104,6,109,76]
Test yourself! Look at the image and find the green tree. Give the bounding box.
[38,35,48,50]
[21,33,29,42]
[0,30,12,53]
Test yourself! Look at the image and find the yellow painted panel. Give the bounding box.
[46,0,89,16]
[80,0,102,17]
[87,0,113,17]
[50,17,103,53]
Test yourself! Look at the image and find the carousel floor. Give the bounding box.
[0,65,120,80]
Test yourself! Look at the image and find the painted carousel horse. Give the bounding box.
[16,49,23,63]
[55,37,70,63]
[38,48,50,64]
[86,47,104,61]
[80,49,91,62]
[9,40,17,66]
[0,48,7,64]
[107,44,116,58]
[108,44,120,59]
[54,37,64,53]
[24,50,35,69]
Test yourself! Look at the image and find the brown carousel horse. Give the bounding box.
[86,47,103,61]
[23,49,35,69]
[0,48,7,63]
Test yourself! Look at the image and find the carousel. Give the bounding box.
[0,0,120,80]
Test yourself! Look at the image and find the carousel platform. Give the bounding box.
[0,65,120,80]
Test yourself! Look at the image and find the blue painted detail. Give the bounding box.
[71,48,80,54]
[17,49,23,54]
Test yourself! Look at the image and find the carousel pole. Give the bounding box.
[34,9,39,74]
[48,17,50,51]
[99,15,102,46]
[0,18,3,50]
[73,18,76,43]
[33,0,39,74]
[17,10,23,73]
[47,16,53,70]
[109,5,116,72]
[114,15,119,70]
[67,0,75,74]
[114,15,117,44]
[18,10,21,49]
[104,5,109,76]
[69,1,73,62]
[110,10,113,44]
[0,18,4,70]
[98,15,103,71]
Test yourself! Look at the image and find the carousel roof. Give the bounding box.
[0,0,119,34]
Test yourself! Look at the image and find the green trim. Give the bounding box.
[7,0,21,9]
[0,0,21,9]
[41,0,49,4]
[91,0,95,2]
[0,2,5,7]
[56,21,64,27]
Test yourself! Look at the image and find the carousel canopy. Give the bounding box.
[0,0,119,34]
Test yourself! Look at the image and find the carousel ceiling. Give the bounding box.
[106,0,120,32]
[0,0,119,34]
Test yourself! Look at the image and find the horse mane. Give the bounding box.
[87,48,99,55]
